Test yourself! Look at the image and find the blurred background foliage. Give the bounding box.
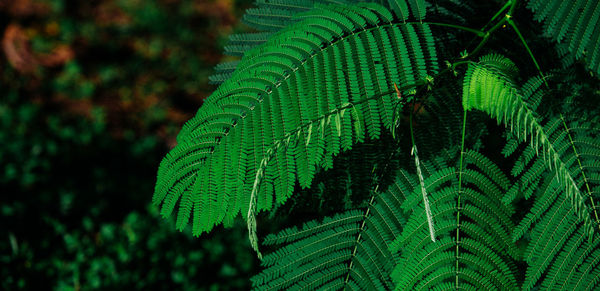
[0,0,260,289]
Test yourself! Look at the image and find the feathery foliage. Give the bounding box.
[251,168,408,290]
[153,0,600,288]
[503,108,600,290]
[154,2,439,236]
[390,150,518,290]
[464,54,600,290]
[527,0,600,76]
[462,54,598,237]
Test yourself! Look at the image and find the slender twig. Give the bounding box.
[344,194,376,287]
[455,109,468,288]
[482,1,513,31]
[465,0,519,59]
[467,15,508,58]
[343,148,398,289]
[507,18,549,87]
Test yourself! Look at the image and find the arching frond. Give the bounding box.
[464,54,600,290]
[503,113,600,290]
[148,0,600,289]
[153,2,439,236]
[462,54,598,237]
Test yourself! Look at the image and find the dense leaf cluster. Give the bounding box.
[155,0,600,289]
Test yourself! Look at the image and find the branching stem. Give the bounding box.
[482,0,513,30]
[465,0,519,59]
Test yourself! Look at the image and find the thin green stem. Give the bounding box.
[467,16,508,58]
[462,0,513,61]
[465,0,519,60]
[455,109,468,288]
[482,1,512,31]
[507,18,549,87]
[344,148,397,289]
[508,0,519,15]
[344,194,376,288]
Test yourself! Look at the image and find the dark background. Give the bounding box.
[0,0,261,289]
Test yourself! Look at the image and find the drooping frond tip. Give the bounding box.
[462,54,598,237]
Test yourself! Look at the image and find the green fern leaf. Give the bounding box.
[211,0,434,85]
[252,167,409,290]
[462,54,598,237]
[153,3,439,237]
[527,0,600,76]
[390,150,518,290]
[503,111,600,290]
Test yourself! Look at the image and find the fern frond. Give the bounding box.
[462,54,598,237]
[153,2,439,236]
[467,54,600,290]
[210,0,433,84]
[251,169,409,290]
[527,0,600,75]
[211,0,337,84]
[502,112,600,290]
[390,150,518,290]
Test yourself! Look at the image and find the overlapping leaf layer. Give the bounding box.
[153,2,438,235]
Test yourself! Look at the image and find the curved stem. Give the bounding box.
[344,194,376,288]
[507,18,549,87]
[465,0,519,60]
[508,0,519,15]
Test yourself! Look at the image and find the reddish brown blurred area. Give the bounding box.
[195,0,236,25]
[3,24,74,73]
[94,1,133,27]
[0,0,246,146]
[0,0,50,17]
